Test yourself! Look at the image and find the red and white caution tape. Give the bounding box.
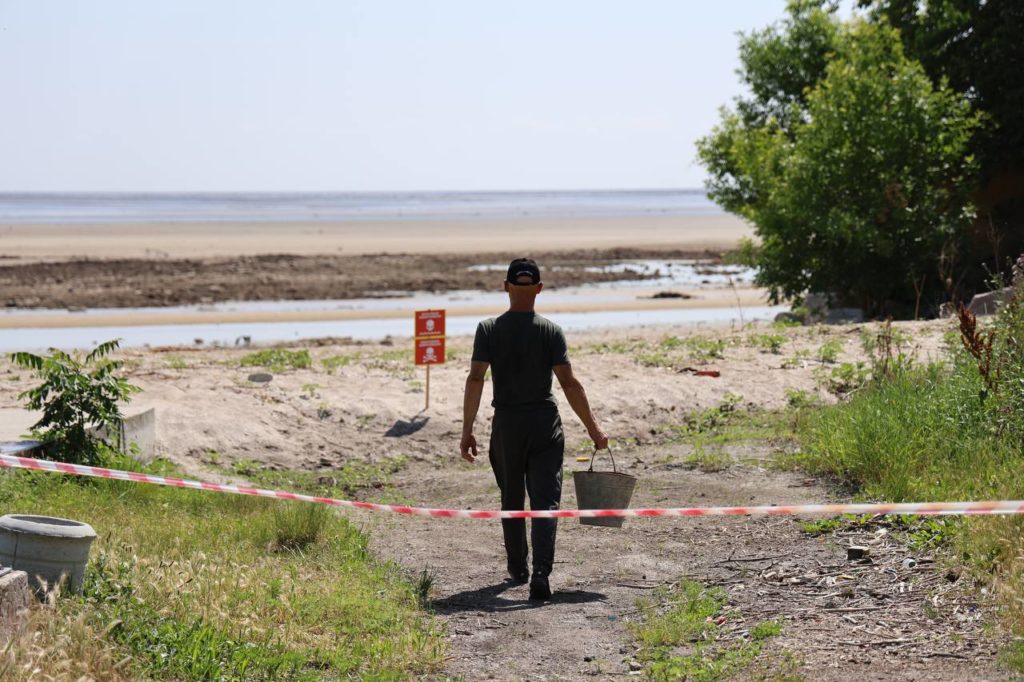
[3,453,1024,519]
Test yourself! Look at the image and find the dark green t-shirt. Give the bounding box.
[472,312,570,411]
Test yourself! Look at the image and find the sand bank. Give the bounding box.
[0,214,752,263]
[0,288,769,330]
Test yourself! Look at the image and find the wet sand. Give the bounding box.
[0,287,770,329]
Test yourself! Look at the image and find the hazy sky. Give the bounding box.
[2,1,823,192]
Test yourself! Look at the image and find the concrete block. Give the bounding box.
[91,407,157,460]
[122,408,156,459]
[0,569,32,641]
[2,407,156,460]
[967,287,1015,317]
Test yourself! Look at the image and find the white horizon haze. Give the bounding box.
[1,1,820,193]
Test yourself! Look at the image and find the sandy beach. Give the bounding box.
[0,214,752,263]
[0,214,761,320]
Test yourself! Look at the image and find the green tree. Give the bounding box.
[860,0,1024,285]
[699,8,982,315]
[9,340,140,465]
[734,0,841,133]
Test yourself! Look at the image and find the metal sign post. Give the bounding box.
[414,310,446,411]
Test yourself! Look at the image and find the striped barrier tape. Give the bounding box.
[3,453,1024,519]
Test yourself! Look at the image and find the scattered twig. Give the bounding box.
[838,637,913,647]
[712,553,789,566]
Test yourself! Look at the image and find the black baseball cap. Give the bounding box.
[506,258,541,285]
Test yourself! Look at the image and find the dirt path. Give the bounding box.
[365,442,1008,681]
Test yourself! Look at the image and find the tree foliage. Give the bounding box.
[10,340,140,465]
[699,2,982,315]
[860,0,1024,176]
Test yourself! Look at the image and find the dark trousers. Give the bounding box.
[488,407,565,577]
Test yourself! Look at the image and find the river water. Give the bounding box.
[1,260,783,352]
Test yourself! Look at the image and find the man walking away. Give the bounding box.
[460,257,608,601]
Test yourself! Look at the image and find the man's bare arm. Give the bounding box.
[553,364,609,449]
[460,360,489,462]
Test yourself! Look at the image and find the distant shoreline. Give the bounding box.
[0,188,721,224]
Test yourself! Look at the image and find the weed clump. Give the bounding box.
[631,579,781,681]
[271,502,331,551]
[240,348,312,373]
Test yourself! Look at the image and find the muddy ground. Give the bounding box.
[0,248,722,309]
[0,319,1011,679]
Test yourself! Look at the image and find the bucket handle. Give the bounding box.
[588,447,617,473]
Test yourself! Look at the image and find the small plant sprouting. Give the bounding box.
[747,332,787,354]
[240,349,312,373]
[816,338,844,364]
[415,568,435,608]
[816,362,870,396]
[321,353,359,375]
[9,340,140,465]
[785,388,818,410]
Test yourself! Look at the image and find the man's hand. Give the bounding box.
[589,429,609,450]
[460,432,479,463]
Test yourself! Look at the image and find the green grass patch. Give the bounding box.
[784,388,819,410]
[0,456,442,680]
[363,348,416,379]
[240,349,312,373]
[226,456,407,499]
[675,336,729,361]
[816,338,844,364]
[683,445,732,473]
[660,397,797,448]
[631,579,782,681]
[747,333,788,354]
[164,354,189,370]
[790,364,1013,502]
[320,353,359,374]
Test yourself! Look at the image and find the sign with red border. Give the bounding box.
[415,310,445,338]
[415,337,445,365]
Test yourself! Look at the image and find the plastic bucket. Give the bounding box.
[572,449,637,528]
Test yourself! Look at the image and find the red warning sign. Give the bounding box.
[415,337,445,365]
[415,310,445,338]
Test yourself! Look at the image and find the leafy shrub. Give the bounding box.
[816,338,844,364]
[9,340,140,465]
